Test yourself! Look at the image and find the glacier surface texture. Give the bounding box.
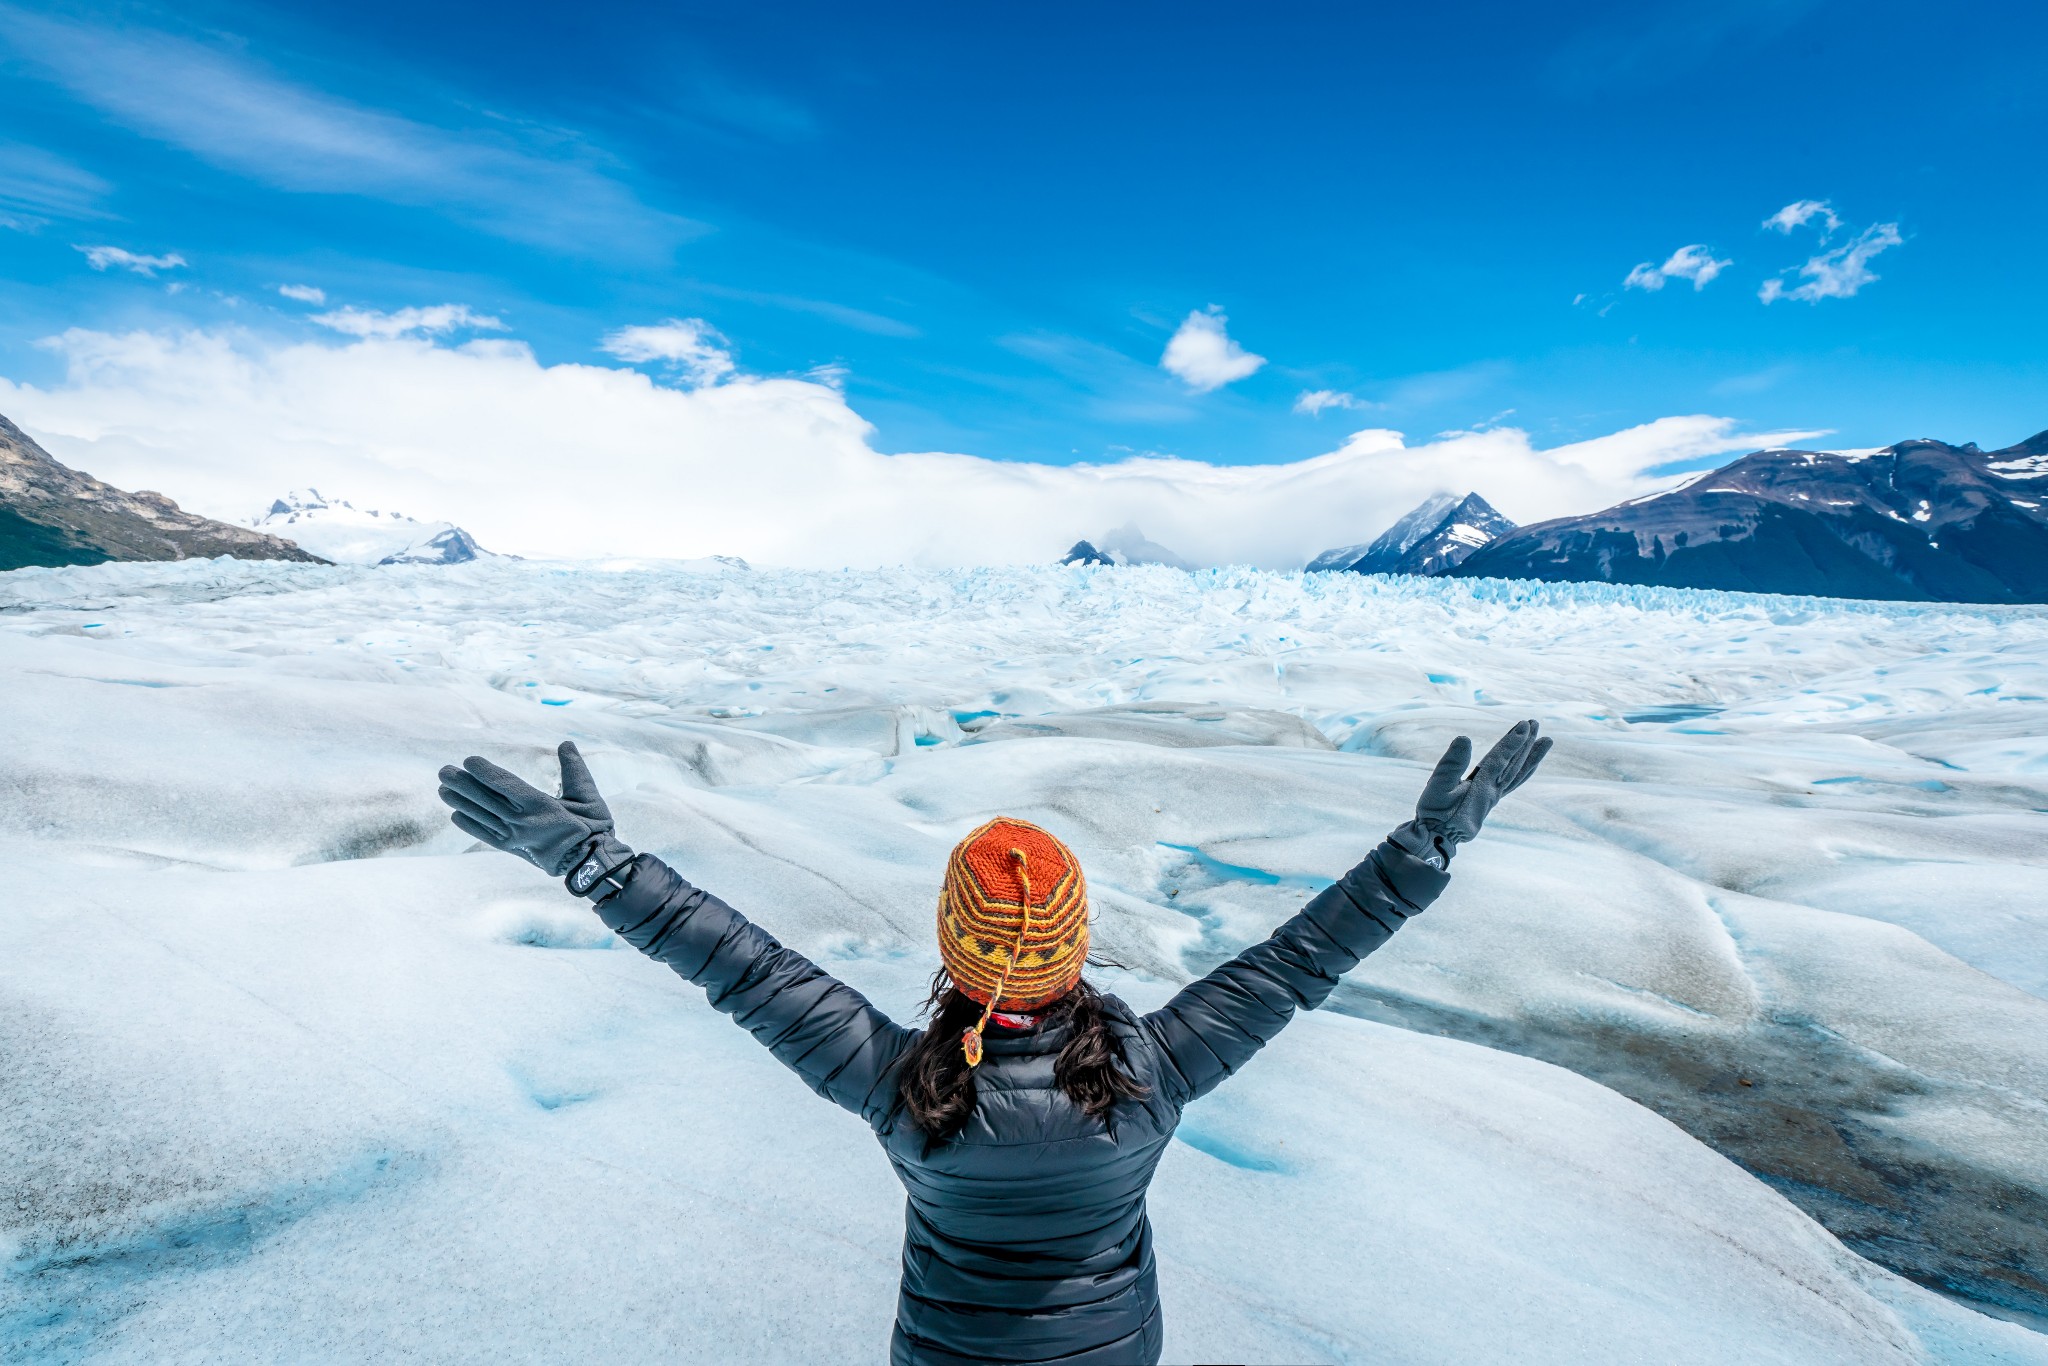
[4,558,2047,1364]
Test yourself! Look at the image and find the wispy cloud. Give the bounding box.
[1763,199,1840,238]
[1760,222,1903,303]
[1711,364,1793,396]
[1160,306,1266,393]
[1623,244,1731,292]
[689,282,919,338]
[0,6,695,257]
[991,331,1203,425]
[1294,389,1366,417]
[0,141,111,226]
[601,318,735,386]
[277,284,327,305]
[75,244,186,276]
[309,304,505,338]
[1380,360,1512,410]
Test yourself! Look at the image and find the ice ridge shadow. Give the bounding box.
[492,910,614,950]
[1317,977,2048,1329]
[507,1066,599,1112]
[2,1148,425,1361]
[1174,1124,1291,1174]
[295,817,434,865]
[1151,843,1332,969]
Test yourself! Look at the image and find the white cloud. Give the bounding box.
[1294,389,1365,417]
[1160,307,1266,393]
[309,304,505,338]
[0,325,1824,570]
[0,8,692,257]
[1759,222,1903,304]
[599,318,735,387]
[75,244,187,276]
[1623,244,1731,292]
[277,283,326,304]
[1763,199,1841,237]
[1622,263,1663,292]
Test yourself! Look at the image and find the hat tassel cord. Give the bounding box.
[963,849,1032,1068]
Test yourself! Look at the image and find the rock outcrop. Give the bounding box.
[1,413,324,570]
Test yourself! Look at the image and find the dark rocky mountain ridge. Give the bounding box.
[1,412,323,570]
[1451,432,2048,603]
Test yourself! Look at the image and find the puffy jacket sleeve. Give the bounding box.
[1140,839,1450,1110]
[594,854,917,1129]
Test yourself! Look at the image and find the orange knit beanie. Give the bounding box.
[938,817,1090,1066]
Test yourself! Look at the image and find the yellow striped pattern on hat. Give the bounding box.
[938,816,1090,1015]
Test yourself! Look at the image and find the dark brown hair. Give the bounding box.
[897,968,1150,1141]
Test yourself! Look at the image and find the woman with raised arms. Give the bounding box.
[436,720,1550,1365]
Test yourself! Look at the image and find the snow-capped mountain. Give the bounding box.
[1308,491,1460,573]
[1308,491,1515,576]
[249,490,494,566]
[1453,431,2048,602]
[2,411,322,569]
[1056,523,1191,569]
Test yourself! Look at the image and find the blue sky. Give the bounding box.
[1,0,2043,483]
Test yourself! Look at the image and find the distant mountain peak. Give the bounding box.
[248,489,493,565]
[1055,524,1191,569]
[1308,490,1514,576]
[263,489,423,524]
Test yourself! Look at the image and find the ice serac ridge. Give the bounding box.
[1453,431,2048,603]
[1308,491,1516,576]
[0,411,326,571]
[249,489,495,566]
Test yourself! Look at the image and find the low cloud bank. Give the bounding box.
[1,326,1820,568]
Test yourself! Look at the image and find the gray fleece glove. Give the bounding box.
[1390,719,1552,868]
[437,741,636,898]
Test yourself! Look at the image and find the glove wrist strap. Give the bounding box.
[566,835,637,900]
[1389,820,1456,870]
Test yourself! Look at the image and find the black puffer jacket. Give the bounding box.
[594,838,1449,1365]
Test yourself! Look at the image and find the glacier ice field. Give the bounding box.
[4,556,2048,1364]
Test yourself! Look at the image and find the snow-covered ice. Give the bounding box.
[4,558,2047,1364]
